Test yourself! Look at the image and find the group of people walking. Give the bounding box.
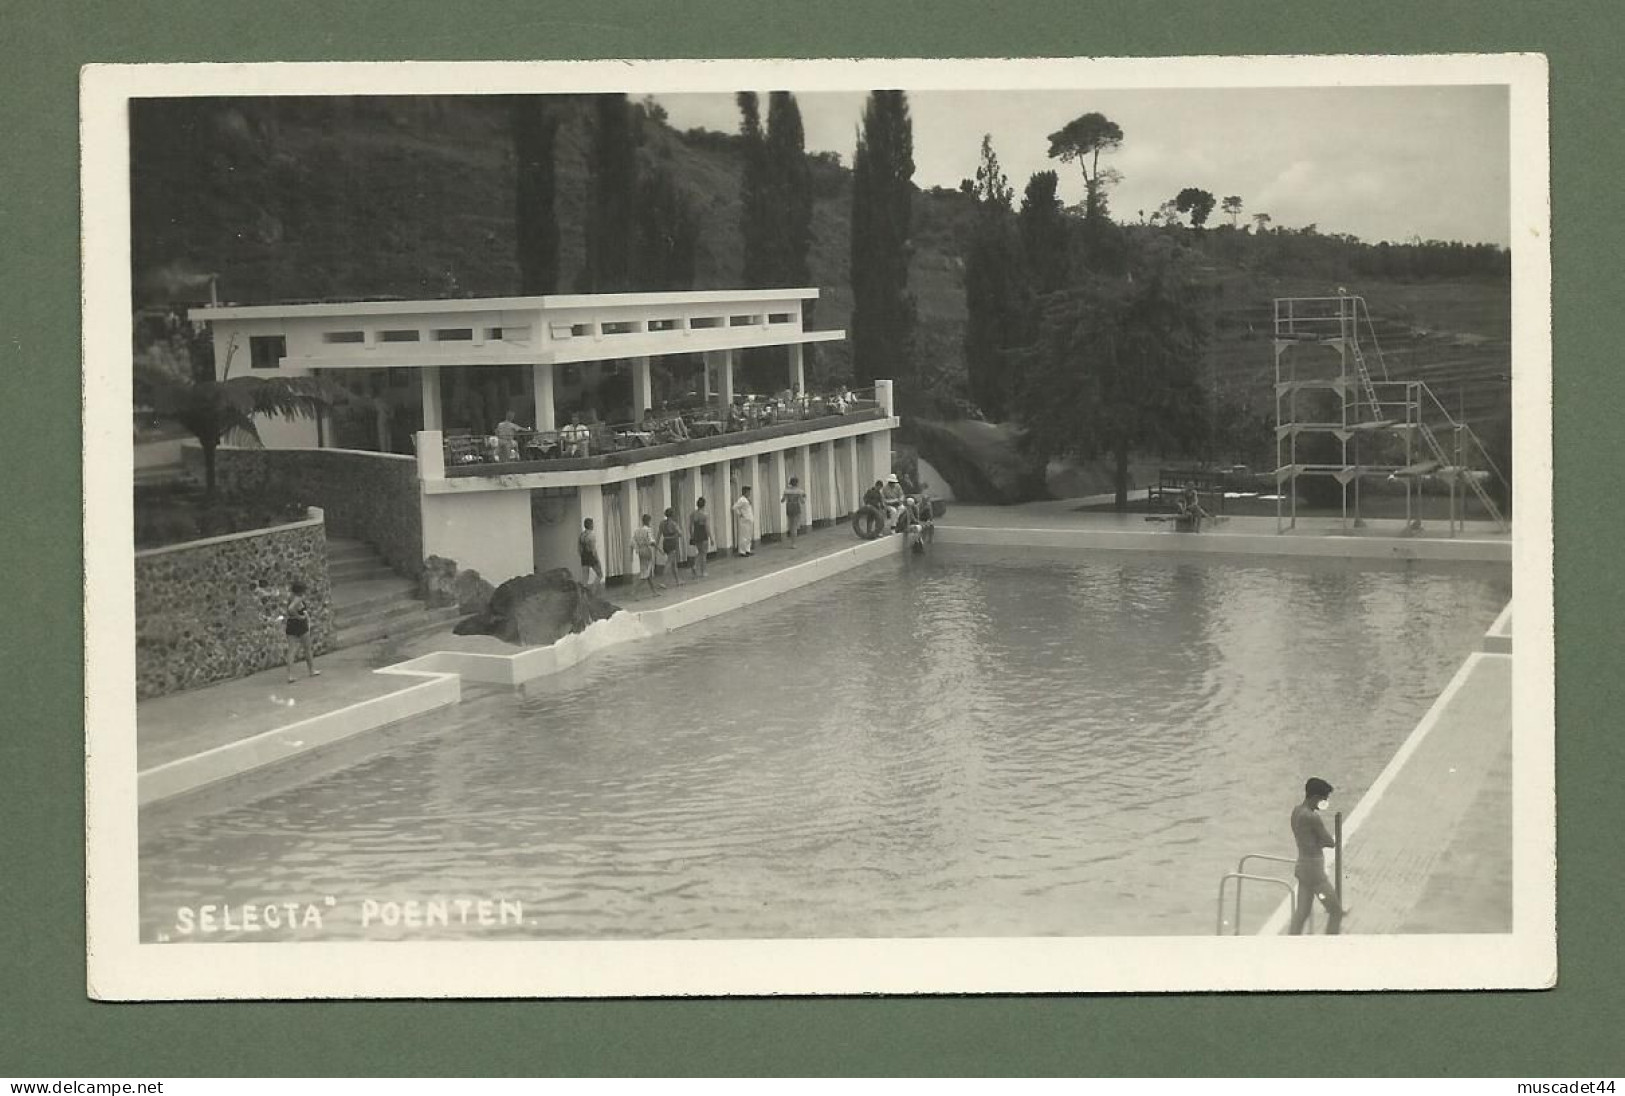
[574,476,814,597]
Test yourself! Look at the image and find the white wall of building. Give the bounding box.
[421,489,534,585]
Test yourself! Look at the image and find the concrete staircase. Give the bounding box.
[326,537,462,651]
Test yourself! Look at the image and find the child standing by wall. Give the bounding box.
[284,581,319,682]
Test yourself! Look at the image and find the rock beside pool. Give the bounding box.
[420,555,496,614]
[453,567,620,646]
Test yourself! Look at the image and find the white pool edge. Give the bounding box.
[137,535,904,809]
[1255,600,1515,935]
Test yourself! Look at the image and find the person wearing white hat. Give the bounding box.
[880,473,905,531]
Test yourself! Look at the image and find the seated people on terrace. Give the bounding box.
[561,413,591,458]
[833,386,854,414]
[727,399,747,433]
[494,410,523,461]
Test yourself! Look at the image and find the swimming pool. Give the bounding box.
[139,546,1510,939]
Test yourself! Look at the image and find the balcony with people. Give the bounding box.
[436,384,884,477]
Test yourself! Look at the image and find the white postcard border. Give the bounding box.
[84,53,1554,999]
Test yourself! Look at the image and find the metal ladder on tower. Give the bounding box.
[1412,392,1509,531]
[1346,296,1387,426]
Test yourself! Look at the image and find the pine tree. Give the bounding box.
[583,93,638,293]
[511,96,562,295]
[849,90,915,391]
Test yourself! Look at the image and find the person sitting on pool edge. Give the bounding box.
[1177,482,1211,532]
[880,473,906,530]
[863,480,886,531]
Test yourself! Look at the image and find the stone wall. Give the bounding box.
[135,509,333,699]
[187,445,423,577]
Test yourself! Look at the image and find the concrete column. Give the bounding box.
[578,483,606,580]
[532,362,556,431]
[766,449,787,539]
[721,348,736,404]
[416,430,445,481]
[821,441,839,521]
[714,461,734,554]
[633,356,653,420]
[789,343,805,396]
[869,430,892,487]
[702,351,714,402]
[843,437,861,513]
[876,378,895,417]
[793,445,812,530]
[739,455,759,549]
[655,469,673,527]
[618,476,640,577]
[421,365,444,431]
[687,465,707,552]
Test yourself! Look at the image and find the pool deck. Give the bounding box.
[1256,649,1514,935]
[138,497,1517,936]
[938,499,1510,563]
[136,521,902,811]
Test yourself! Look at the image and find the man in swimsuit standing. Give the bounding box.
[578,517,604,590]
[1289,776,1348,934]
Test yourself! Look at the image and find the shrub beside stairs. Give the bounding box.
[326,537,462,651]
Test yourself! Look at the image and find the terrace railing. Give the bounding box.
[441,387,883,476]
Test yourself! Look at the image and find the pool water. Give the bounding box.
[140,547,1509,940]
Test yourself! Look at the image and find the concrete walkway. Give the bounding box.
[941,498,1508,541]
[136,520,891,780]
[1259,652,1513,935]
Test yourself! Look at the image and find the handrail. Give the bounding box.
[1232,854,1297,935]
[1216,872,1296,936]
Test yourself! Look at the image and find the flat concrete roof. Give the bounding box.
[190,287,822,322]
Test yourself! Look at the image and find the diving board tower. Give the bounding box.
[1272,293,1508,535]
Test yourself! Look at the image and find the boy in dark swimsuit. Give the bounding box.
[284,581,319,682]
[659,507,683,588]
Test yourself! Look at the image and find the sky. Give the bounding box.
[654,86,1510,247]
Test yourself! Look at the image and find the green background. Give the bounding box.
[2,0,1617,1077]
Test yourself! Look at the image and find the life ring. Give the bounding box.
[852,506,886,540]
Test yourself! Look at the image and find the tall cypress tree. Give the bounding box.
[765,92,814,296]
[963,135,1025,420]
[1019,170,1072,296]
[736,92,771,289]
[635,167,699,292]
[511,96,562,295]
[583,93,638,293]
[849,90,915,391]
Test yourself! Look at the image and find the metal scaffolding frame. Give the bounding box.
[1273,294,1508,535]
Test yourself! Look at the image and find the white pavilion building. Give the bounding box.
[189,288,898,584]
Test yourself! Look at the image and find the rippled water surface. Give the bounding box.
[141,547,1509,939]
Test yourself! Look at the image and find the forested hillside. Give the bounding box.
[130,94,1511,470]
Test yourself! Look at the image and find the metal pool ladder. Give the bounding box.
[1216,853,1299,935]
